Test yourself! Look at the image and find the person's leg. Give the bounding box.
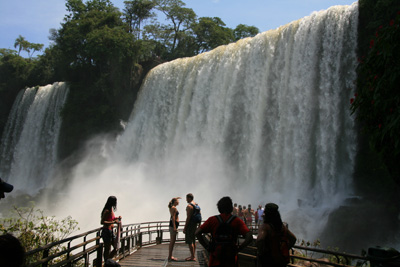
[168,232,177,260]
[102,229,112,261]
[109,231,118,258]
[189,243,196,260]
[185,223,197,261]
[103,242,111,261]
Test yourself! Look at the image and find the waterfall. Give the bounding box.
[115,3,358,213]
[1,3,360,245]
[0,82,69,194]
[56,2,358,240]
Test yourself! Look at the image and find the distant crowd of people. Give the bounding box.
[233,202,269,227]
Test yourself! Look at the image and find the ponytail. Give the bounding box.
[168,197,180,209]
[168,199,175,208]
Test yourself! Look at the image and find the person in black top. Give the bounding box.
[256,203,297,267]
[168,197,181,261]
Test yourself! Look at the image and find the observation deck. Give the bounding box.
[25,221,371,267]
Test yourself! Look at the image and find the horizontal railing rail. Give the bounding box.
[25,220,190,266]
[236,244,369,267]
[26,220,382,267]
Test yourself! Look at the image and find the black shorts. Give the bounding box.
[101,228,115,243]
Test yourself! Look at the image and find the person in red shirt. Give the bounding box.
[100,196,122,261]
[196,196,253,266]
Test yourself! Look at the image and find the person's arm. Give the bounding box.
[287,229,297,248]
[195,227,209,250]
[238,231,253,251]
[183,204,193,234]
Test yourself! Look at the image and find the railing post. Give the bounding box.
[67,242,72,267]
[139,232,142,248]
[96,231,103,267]
[83,235,88,266]
[156,223,163,244]
[42,248,49,267]
[127,236,131,254]
[121,235,125,258]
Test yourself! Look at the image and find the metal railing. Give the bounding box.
[25,220,186,266]
[25,228,103,267]
[26,220,389,267]
[237,244,369,267]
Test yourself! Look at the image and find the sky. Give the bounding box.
[0,0,357,57]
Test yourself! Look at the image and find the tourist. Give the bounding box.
[100,196,121,261]
[238,205,244,221]
[0,177,13,200]
[195,196,253,266]
[183,193,198,261]
[256,203,296,267]
[0,233,25,266]
[233,203,238,216]
[168,197,181,261]
[246,204,254,228]
[257,205,264,226]
[243,205,248,224]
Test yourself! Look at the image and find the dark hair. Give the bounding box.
[217,196,233,214]
[168,198,178,208]
[101,196,117,218]
[0,234,25,266]
[186,193,194,201]
[263,203,283,230]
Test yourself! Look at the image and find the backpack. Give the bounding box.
[210,215,238,265]
[267,224,290,266]
[190,203,202,223]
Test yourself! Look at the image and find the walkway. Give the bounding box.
[119,242,208,267]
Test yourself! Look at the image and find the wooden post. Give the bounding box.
[42,248,49,267]
[96,231,103,267]
[139,232,142,247]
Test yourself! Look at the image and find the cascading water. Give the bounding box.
[0,82,69,194]
[109,3,359,236]
[1,3,367,250]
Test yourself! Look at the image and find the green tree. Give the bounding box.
[233,24,259,41]
[193,17,234,53]
[0,205,79,265]
[49,0,142,158]
[14,35,29,56]
[352,7,400,185]
[26,42,44,58]
[155,0,196,52]
[13,35,44,58]
[123,0,156,38]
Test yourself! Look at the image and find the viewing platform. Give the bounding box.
[119,242,208,267]
[25,220,380,267]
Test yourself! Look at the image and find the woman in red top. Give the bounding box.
[101,196,121,261]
